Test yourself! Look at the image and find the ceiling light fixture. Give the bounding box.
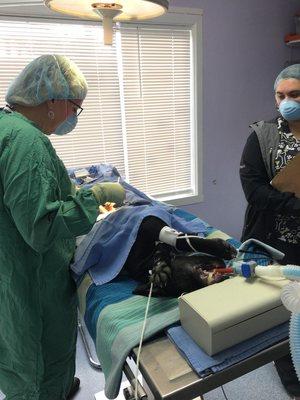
[45,0,169,45]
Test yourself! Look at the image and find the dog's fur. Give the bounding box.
[132,243,230,297]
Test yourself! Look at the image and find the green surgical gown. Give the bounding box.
[0,110,103,399]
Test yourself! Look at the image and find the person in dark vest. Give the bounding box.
[240,64,300,399]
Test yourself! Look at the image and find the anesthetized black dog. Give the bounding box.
[122,216,237,297]
[134,243,231,297]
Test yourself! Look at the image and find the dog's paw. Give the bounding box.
[202,238,237,260]
[150,258,172,288]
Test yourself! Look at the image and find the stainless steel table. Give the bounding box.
[122,335,289,400]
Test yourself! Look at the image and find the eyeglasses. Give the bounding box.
[68,99,83,117]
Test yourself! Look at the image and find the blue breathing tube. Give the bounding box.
[281,265,300,281]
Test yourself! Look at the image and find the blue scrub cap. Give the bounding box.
[5,54,88,106]
[274,64,300,90]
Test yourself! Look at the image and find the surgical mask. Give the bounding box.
[54,114,78,135]
[279,99,300,121]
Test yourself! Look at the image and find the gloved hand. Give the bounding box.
[91,182,125,207]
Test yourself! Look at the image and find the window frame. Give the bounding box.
[0,6,203,206]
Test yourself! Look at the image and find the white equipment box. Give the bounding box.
[179,276,290,356]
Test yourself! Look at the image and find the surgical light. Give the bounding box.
[45,0,169,45]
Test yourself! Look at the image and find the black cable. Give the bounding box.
[233,257,272,263]
[234,248,273,264]
[236,257,270,260]
[221,385,229,400]
[238,249,270,257]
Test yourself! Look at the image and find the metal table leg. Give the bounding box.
[78,314,102,370]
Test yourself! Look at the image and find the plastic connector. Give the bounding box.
[232,260,257,278]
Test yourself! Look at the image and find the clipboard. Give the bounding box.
[271,152,300,198]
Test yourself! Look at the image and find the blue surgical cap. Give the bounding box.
[6,54,88,106]
[274,64,300,90]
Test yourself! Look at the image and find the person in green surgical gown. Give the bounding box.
[0,54,125,400]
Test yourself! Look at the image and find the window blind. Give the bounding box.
[0,19,195,200]
[0,20,125,172]
[119,26,192,198]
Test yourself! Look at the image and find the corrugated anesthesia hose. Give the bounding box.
[280,266,300,383]
[289,313,300,381]
[238,263,300,382]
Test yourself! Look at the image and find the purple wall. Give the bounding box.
[171,0,300,239]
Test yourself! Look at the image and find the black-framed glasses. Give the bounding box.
[68,99,83,117]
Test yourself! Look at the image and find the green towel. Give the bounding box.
[95,295,179,399]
